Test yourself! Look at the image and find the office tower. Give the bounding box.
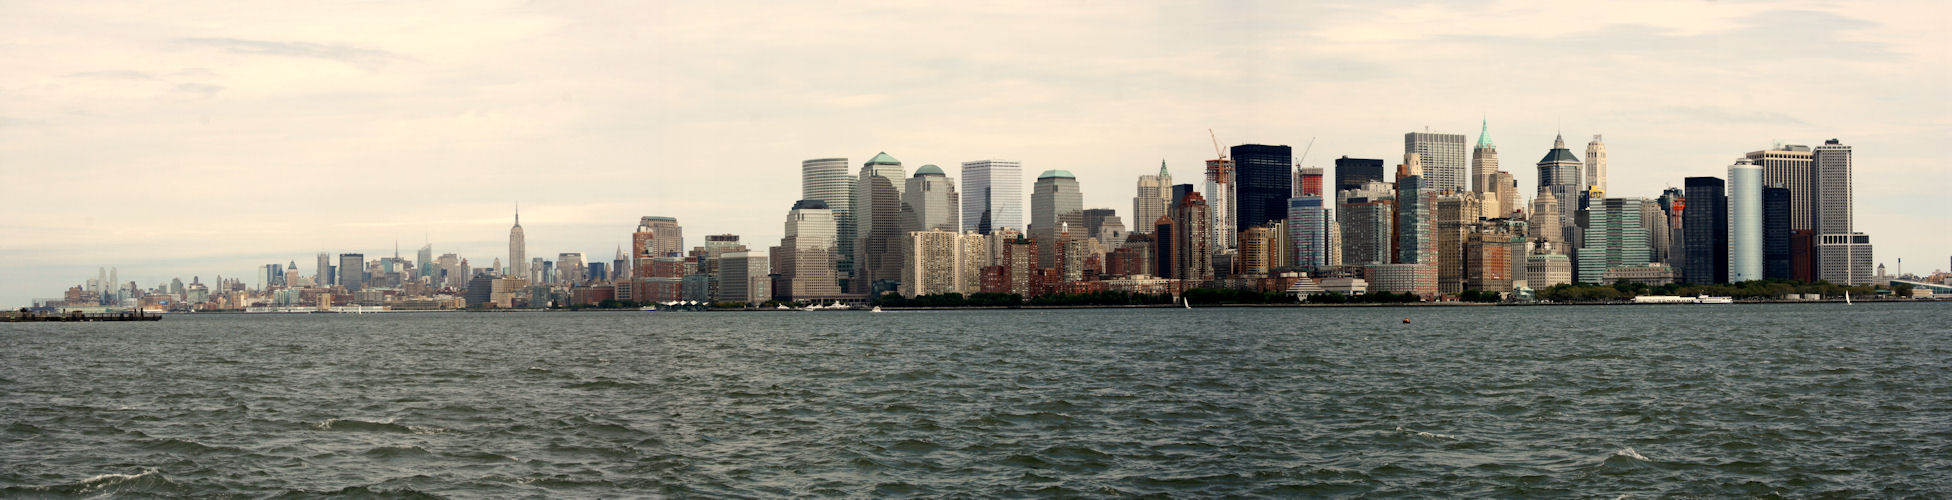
[1536,134,1583,245]
[718,251,768,304]
[316,252,333,286]
[957,232,989,295]
[902,165,959,232]
[1172,193,1214,282]
[1764,186,1792,280]
[1231,144,1293,230]
[1641,200,1671,269]
[1435,193,1481,293]
[1744,145,1812,231]
[1338,181,1394,266]
[557,253,586,284]
[1394,154,1434,266]
[854,152,908,295]
[1204,158,1235,250]
[1531,190,1563,248]
[1728,159,1763,282]
[1287,195,1330,271]
[1335,156,1385,193]
[772,200,841,300]
[1471,120,1499,194]
[509,208,527,279]
[1683,177,1729,284]
[1487,171,1518,218]
[1030,169,1084,270]
[416,244,433,280]
[1813,138,1872,284]
[985,230,1037,296]
[338,253,364,292]
[1132,161,1172,235]
[632,215,684,273]
[803,158,854,275]
[961,159,1023,234]
[1081,208,1127,249]
[1585,135,1608,193]
[1659,187,1686,269]
[612,247,628,284]
[1406,130,1468,193]
[1527,253,1573,289]
[1575,198,1652,283]
[1297,168,1325,197]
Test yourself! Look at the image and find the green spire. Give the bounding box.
[1476,118,1495,149]
[1159,159,1169,177]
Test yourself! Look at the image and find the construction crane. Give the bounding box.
[1295,136,1316,169]
[1208,128,1227,161]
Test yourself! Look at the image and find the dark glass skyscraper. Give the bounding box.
[1682,177,1728,285]
[1334,156,1385,193]
[1763,186,1792,280]
[1230,144,1292,229]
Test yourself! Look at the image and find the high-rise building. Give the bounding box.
[509,208,527,279]
[1334,156,1385,193]
[772,200,841,300]
[1435,192,1481,293]
[1585,135,1608,193]
[1081,208,1127,249]
[1641,199,1671,270]
[900,230,962,298]
[316,252,333,286]
[338,253,365,292]
[1744,145,1812,231]
[1813,139,1872,285]
[855,153,908,295]
[718,251,768,304]
[416,244,434,280]
[1172,193,1214,282]
[1471,120,1499,194]
[1204,158,1235,250]
[1394,154,1434,266]
[1683,177,1729,284]
[1132,161,1172,235]
[1490,171,1519,219]
[802,158,855,282]
[1536,134,1584,246]
[632,216,684,265]
[1728,159,1763,282]
[1337,181,1394,266]
[1405,130,1467,194]
[1030,170,1084,270]
[902,165,960,232]
[1763,186,1792,280]
[1287,195,1330,271]
[1230,144,1293,230]
[1575,198,1653,284]
[1297,168,1325,197]
[961,159,1023,234]
[557,253,586,285]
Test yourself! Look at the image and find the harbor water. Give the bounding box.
[3,303,1949,497]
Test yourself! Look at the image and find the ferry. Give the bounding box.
[1693,295,1734,305]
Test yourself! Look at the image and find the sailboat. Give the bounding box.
[1183,297,1192,309]
[1846,290,1853,305]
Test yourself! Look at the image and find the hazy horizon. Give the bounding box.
[4,1,1948,306]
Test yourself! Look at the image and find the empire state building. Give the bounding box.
[509,208,527,278]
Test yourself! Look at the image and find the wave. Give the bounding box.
[5,469,190,496]
[313,417,443,434]
[1396,425,1457,440]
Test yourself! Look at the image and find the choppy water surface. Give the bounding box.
[4,304,1950,497]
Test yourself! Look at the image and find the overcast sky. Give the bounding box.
[3,0,1947,305]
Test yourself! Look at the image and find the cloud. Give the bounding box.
[177,37,405,68]
[65,70,157,80]
[173,83,224,96]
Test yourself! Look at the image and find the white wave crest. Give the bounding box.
[1613,447,1650,461]
[1395,425,1456,440]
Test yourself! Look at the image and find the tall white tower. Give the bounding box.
[1727,159,1762,282]
[509,206,527,278]
[1585,135,1608,194]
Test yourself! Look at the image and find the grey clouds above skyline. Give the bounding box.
[1,0,1947,304]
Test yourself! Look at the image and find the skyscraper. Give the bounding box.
[1813,138,1872,285]
[1585,135,1608,193]
[855,153,907,295]
[338,253,364,292]
[1537,134,1584,246]
[1031,170,1084,269]
[802,158,854,278]
[1471,119,1498,195]
[1203,158,1234,250]
[961,159,1023,234]
[902,165,959,232]
[633,216,684,259]
[316,252,333,286]
[1683,177,1729,284]
[1394,154,1434,266]
[1406,130,1468,194]
[1172,192,1213,282]
[1230,144,1293,230]
[509,208,526,279]
[1763,185,1792,280]
[1287,195,1329,270]
[773,200,841,300]
[1728,159,1763,282]
[416,244,434,280]
[1575,198,1652,284]
[1132,161,1172,235]
[1334,156,1385,193]
[1337,181,1394,266]
[1746,145,1815,281]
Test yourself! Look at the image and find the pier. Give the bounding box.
[1,310,163,322]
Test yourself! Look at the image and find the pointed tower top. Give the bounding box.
[1553,133,1566,150]
[514,203,521,227]
[1476,118,1495,149]
[1159,160,1169,177]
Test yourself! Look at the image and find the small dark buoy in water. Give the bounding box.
[1402,318,1411,324]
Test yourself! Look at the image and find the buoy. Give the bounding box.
[1402,318,1411,324]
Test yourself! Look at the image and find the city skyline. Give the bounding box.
[4,1,1949,306]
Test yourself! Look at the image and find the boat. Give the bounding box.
[1845,290,1853,305]
[870,306,883,313]
[1183,297,1192,309]
[1693,295,1734,304]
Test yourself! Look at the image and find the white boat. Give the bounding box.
[870,306,883,313]
[1183,297,1192,309]
[1694,295,1734,304]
